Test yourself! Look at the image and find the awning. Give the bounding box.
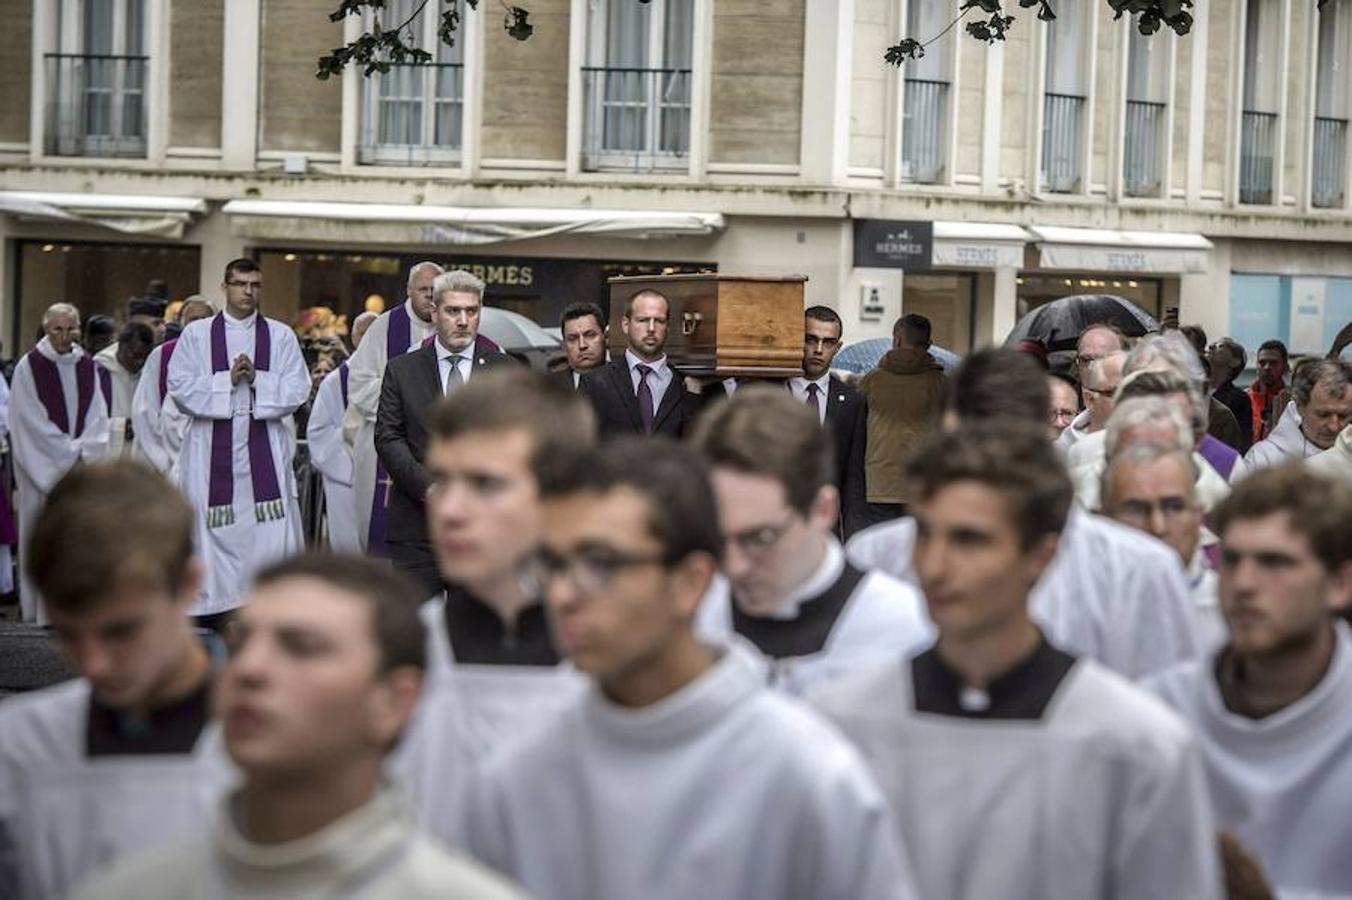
[221,200,725,245]
[0,190,207,239]
[1028,225,1212,274]
[931,221,1031,269]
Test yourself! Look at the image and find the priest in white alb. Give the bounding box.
[167,260,309,617]
[94,320,155,456]
[8,303,110,624]
[133,298,215,477]
[342,261,441,554]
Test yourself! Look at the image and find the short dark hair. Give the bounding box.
[689,386,834,515]
[1291,358,1351,407]
[252,553,427,673]
[1213,465,1352,573]
[949,347,1050,426]
[894,313,932,348]
[83,315,117,340]
[539,437,723,565]
[427,369,597,483]
[1257,339,1289,361]
[1179,325,1208,357]
[623,289,669,318]
[30,461,195,614]
[118,321,156,350]
[906,422,1074,550]
[560,301,606,331]
[223,258,260,283]
[804,305,843,334]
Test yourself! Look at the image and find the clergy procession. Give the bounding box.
[1,252,1351,900]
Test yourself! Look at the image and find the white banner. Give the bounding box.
[1038,244,1210,274]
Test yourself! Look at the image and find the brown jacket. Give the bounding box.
[858,347,948,503]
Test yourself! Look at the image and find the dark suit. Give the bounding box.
[375,342,516,593]
[580,357,706,438]
[548,368,582,392]
[822,376,869,539]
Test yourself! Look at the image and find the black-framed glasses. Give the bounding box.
[724,515,798,557]
[527,546,667,594]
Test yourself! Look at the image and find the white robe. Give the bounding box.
[1244,401,1323,471]
[846,507,1201,679]
[167,312,310,615]
[8,337,110,624]
[695,540,933,697]
[1067,429,1232,512]
[1145,622,1352,898]
[460,639,919,900]
[0,370,13,595]
[1307,424,1352,483]
[93,344,140,456]
[811,653,1223,900]
[341,300,434,551]
[130,343,191,478]
[304,365,360,552]
[0,679,233,900]
[72,786,525,900]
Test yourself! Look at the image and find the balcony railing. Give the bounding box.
[44,53,148,158]
[358,63,463,166]
[1042,92,1085,193]
[1312,116,1347,209]
[1123,99,1165,197]
[1240,110,1278,205]
[902,78,948,184]
[582,67,691,172]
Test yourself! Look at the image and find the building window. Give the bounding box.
[45,0,148,158]
[1123,25,1169,198]
[357,0,464,167]
[1313,0,1350,208]
[582,0,693,173]
[1041,6,1090,193]
[1240,0,1281,205]
[899,0,952,184]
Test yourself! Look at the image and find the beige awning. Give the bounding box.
[1029,225,1212,274]
[0,191,207,239]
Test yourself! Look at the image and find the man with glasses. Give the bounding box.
[1047,374,1080,442]
[460,437,918,900]
[690,387,930,696]
[1073,323,1128,382]
[1056,351,1125,449]
[167,259,310,623]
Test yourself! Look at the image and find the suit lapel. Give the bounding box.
[652,367,685,430]
[609,360,646,431]
[420,345,443,401]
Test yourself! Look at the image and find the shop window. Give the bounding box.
[1015,274,1162,322]
[45,0,149,158]
[903,274,976,355]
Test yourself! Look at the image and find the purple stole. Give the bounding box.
[1198,434,1239,481]
[206,314,284,529]
[366,307,414,556]
[97,365,112,411]
[26,349,97,437]
[339,361,350,408]
[158,338,180,403]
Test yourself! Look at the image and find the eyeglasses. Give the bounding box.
[724,515,798,557]
[527,547,667,594]
[1076,354,1099,368]
[226,280,263,291]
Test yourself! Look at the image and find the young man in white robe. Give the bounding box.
[689,386,931,696]
[395,370,595,843]
[167,259,310,619]
[814,423,1223,900]
[342,261,441,554]
[305,311,377,552]
[1146,465,1352,897]
[848,347,1201,679]
[75,553,524,900]
[461,437,918,900]
[0,461,229,899]
[9,302,110,624]
[132,298,215,478]
[94,321,155,456]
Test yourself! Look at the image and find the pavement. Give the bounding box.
[0,602,73,699]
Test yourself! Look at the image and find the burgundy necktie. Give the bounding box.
[636,364,656,434]
[806,382,822,420]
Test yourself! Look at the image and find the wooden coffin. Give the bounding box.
[606,274,807,377]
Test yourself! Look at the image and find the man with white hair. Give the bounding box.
[9,302,110,623]
[1245,359,1352,471]
[305,311,378,552]
[1056,351,1124,449]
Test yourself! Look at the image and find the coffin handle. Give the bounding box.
[681,311,703,336]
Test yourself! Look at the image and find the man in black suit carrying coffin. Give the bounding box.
[376,270,516,593]
[551,301,608,391]
[789,306,870,538]
[579,289,705,438]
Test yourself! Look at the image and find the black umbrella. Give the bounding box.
[1004,294,1159,352]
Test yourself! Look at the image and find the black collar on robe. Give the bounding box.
[86,676,212,757]
[443,586,560,666]
[911,635,1077,720]
[732,562,867,659]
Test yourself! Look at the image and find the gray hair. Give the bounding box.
[406,261,444,290]
[1101,442,1197,509]
[1115,368,1205,441]
[1104,395,1193,459]
[1292,358,1351,407]
[1085,351,1127,390]
[432,269,485,302]
[1122,332,1209,430]
[42,303,80,327]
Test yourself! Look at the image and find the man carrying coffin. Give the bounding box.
[9,302,110,624]
[167,259,310,620]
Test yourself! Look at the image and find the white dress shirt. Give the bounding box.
[787,375,831,425]
[436,339,476,393]
[624,349,672,409]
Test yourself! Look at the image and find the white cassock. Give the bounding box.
[1145,622,1352,898]
[811,646,1223,900]
[1066,430,1231,512]
[460,639,920,900]
[304,363,360,552]
[847,506,1201,679]
[168,312,310,615]
[342,300,433,551]
[71,787,525,900]
[694,539,933,697]
[9,337,109,624]
[93,345,141,456]
[0,679,233,900]
[0,370,13,595]
[130,342,191,478]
